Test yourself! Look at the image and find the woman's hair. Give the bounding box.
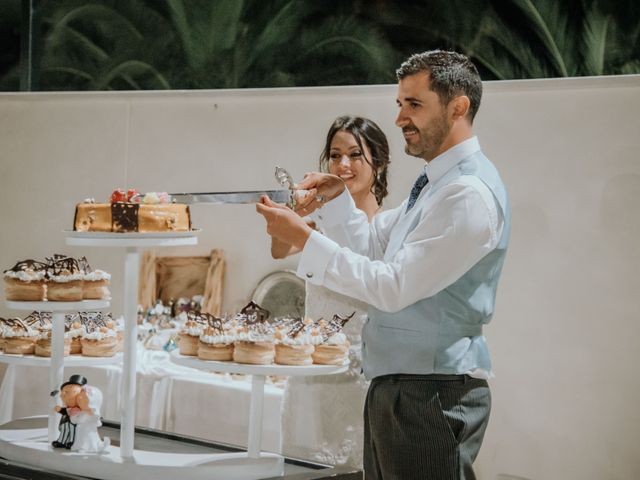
[319,115,390,206]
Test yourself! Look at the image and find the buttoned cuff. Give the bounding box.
[310,189,355,228]
[297,230,339,285]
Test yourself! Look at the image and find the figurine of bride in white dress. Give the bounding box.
[270,116,390,469]
[71,384,110,453]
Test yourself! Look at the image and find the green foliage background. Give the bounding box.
[0,0,638,91]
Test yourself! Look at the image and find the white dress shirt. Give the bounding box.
[298,136,504,315]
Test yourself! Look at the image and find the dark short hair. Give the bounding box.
[396,50,482,122]
[319,116,390,206]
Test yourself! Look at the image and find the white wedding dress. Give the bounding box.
[280,282,369,469]
[71,412,110,453]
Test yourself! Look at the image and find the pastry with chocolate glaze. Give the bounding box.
[197,314,234,361]
[78,257,111,300]
[274,318,322,366]
[3,259,48,301]
[311,313,354,365]
[2,318,38,354]
[80,315,118,357]
[233,306,276,365]
[46,256,84,302]
[178,312,207,356]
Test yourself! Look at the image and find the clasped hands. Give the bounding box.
[256,172,344,251]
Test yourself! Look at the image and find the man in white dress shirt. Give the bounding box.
[257,50,510,479]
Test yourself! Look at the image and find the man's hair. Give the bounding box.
[396,50,482,122]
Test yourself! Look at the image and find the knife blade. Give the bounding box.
[169,190,290,205]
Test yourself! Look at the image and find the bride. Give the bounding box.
[71,385,110,453]
[271,115,390,469]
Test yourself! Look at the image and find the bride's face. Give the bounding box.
[77,389,90,411]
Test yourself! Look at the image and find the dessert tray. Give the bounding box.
[170,350,349,376]
[65,229,201,239]
[0,352,122,366]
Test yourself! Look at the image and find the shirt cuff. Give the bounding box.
[296,230,339,285]
[311,189,355,228]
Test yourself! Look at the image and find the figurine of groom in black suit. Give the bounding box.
[51,374,87,449]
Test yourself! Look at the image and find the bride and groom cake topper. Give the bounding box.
[51,374,110,453]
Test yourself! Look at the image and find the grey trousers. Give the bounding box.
[363,374,491,480]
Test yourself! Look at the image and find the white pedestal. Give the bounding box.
[170,352,348,459]
[0,416,283,480]
[4,299,110,443]
[65,231,198,459]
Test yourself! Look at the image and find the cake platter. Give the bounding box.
[0,352,123,367]
[6,299,110,312]
[65,230,200,247]
[170,350,348,459]
[170,350,349,376]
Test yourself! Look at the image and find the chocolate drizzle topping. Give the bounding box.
[77,256,92,274]
[79,311,111,333]
[46,255,81,276]
[240,301,270,323]
[286,319,306,339]
[1,317,29,332]
[23,311,52,327]
[4,259,48,274]
[332,312,355,327]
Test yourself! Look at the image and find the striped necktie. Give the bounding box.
[406,171,429,212]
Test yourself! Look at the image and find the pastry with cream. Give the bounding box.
[78,257,111,300]
[178,312,206,356]
[198,314,235,361]
[233,317,276,365]
[311,314,353,365]
[3,259,48,301]
[65,314,85,354]
[80,313,118,357]
[46,256,84,302]
[35,329,71,357]
[2,318,38,354]
[274,318,322,366]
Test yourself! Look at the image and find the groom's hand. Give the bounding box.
[293,172,345,216]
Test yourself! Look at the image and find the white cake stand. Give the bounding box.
[2,299,110,442]
[64,231,198,459]
[170,351,348,458]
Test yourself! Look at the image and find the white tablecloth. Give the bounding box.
[0,346,284,452]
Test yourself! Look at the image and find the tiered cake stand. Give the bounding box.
[0,230,349,480]
[1,299,113,441]
[65,230,198,459]
[170,351,349,459]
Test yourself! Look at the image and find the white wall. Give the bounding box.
[1,75,639,479]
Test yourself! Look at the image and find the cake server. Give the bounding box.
[169,189,290,205]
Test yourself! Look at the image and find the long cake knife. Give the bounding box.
[169,190,290,205]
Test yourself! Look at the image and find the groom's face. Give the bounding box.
[395,71,451,161]
[60,384,82,407]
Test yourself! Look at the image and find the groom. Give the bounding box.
[257,50,510,479]
[52,374,87,449]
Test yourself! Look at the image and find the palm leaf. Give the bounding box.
[581,7,610,75]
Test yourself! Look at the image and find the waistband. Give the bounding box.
[372,373,473,383]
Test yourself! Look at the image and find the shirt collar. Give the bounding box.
[424,136,480,183]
